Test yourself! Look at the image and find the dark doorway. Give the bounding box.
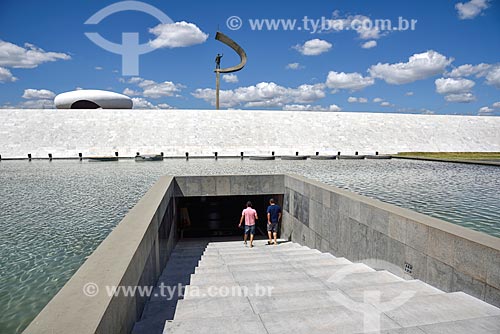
[177,194,283,238]
[71,100,101,109]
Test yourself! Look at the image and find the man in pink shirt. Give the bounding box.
[238,201,258,248]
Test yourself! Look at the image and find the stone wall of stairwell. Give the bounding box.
[173,174,285,197]
[23,176,179,334]
[281,174,500,308]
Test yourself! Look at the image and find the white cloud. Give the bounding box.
[329,13,382,39]
[435,77,476,103]
[435,77,475,95]
[373,97,384,103]
[294,39,332,56]
[19,99,54,108]
[14,88,56,108]
[347,96,368,103]
[405,91,414,96]
[0,67,17,82]
[158,103,174,109]
[4,99,53,109]
[444,93,476,103]
[283,104,340,112]
[380,101,392,107]
[123,88,141,96]
[325,70,374,91]
[485,66,500,88]
[361,40,377,49]
[478,106,493,114]
[22,89,55,99]
[125,77,185,98]
[328,104,342,112]
[192,82,326,108]
[149,21,208,49]
[132,97,157,109]
[446,63,491,77]
[286,62,302,70]
[368,50,453,84]
[222,74,238,83]
[455,0,490,19]
[0,40,70,69]
[95,66,103,70]
[132,97,173,109]
[492,102,500,108]
[445,63,500,89]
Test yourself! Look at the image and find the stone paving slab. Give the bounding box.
[189,272,235,285]
[288,257,352,268]
[326,270,404,290]
[382,292,500,328]
[342,280,443,303]
[163,315,267,334]
[415,315,500,334]
[174,296,253,320]
[259,305,402,334]
[248,289,345,314]
[302,262,375,280]
[231,268,310,282]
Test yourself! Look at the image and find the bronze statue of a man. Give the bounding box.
[215,53,223,69]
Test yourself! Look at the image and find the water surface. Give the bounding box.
[0,159,498,333]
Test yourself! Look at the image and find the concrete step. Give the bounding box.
[277,252,336,262]
[238,276,328,295]
[163,315,267,334]
[183,282,242,300]
[414,315,500,334]
[195,261,295,274]
[231,268,310,283]
[185,276,329,299]
[258,304,401,334]
[205,239,284,249]
[288,257,352,268]
[213,248,321,260]
[197,250,339,268]
[214,256,284,266]
[189,272,235,286]
[173,296,253,320]
[193,266,229,274]
[300,262,375,280]
[203,242,303,255]
[341,279,444,303]
[324,270,405,290]
[382,292,500,328]
[248,289,344,314]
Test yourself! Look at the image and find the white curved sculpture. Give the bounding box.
[54,90,133,109]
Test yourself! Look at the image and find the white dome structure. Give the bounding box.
[54,90,133,109]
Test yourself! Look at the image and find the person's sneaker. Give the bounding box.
[250,244,254,248]
[267,241,272,245]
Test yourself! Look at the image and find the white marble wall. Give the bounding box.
[0,109,499,158]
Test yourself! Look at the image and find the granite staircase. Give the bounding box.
[134,239,500,334]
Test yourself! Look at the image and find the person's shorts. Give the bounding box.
[267,222,278,232]
[244,225,255,235]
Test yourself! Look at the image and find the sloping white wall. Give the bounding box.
[0,109,499,158]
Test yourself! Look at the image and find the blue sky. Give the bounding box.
[0,0,499,115]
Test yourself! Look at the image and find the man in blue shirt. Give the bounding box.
[266,198,282,245]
